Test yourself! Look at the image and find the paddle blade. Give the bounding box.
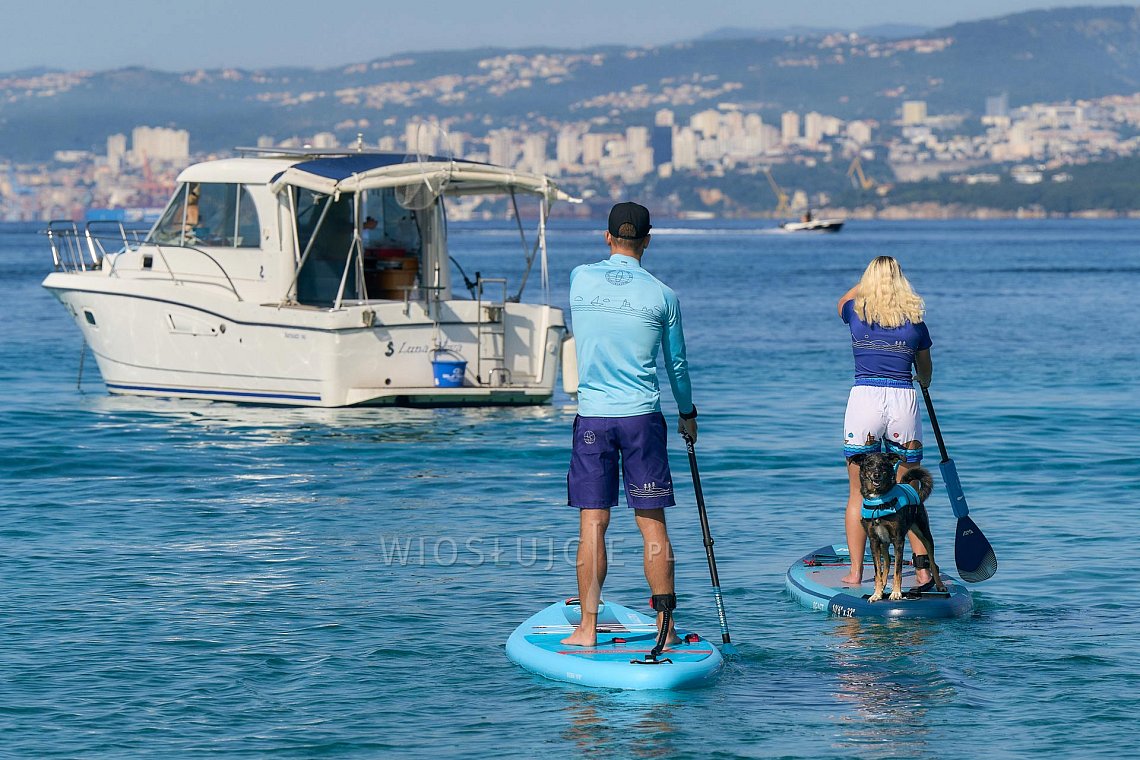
[721,641,738,656]
[955,515,998,582]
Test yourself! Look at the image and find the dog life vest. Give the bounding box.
[862,483,921,520]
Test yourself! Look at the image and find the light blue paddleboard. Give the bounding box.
[786,544,973,619]
[506,598,724,690]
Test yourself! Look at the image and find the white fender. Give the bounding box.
[560,335,578,395]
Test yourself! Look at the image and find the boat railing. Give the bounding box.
[46,220,243,301]
[47,220,148,272]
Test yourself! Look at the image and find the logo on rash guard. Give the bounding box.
[605,270,633,286]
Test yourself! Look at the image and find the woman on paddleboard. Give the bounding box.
[838,256,933,588]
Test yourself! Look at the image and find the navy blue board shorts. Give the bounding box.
[567,412,676,509]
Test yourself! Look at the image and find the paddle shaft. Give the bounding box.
[683,434,733,649]
[920,385,951,463]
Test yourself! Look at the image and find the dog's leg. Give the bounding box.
[868,525,887,602]
[890,530,906,600]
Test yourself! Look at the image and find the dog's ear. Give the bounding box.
[886,452,904,466]
[849,454,865,466]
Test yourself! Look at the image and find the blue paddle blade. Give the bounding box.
[721,641,738,656]
[955,515,998,582]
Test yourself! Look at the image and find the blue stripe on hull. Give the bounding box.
[107,383,321,402]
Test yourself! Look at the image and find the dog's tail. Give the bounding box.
[904,466,935,501]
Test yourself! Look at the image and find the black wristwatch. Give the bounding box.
[679,405,698,420]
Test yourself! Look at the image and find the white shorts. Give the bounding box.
[843,385,923,462]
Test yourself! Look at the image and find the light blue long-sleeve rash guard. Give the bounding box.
[569,254,695,418]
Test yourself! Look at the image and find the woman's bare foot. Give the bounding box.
[914,568,932,586]
[840,569,865,585]
[560,625,597,647]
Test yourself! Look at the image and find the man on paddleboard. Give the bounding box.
[562,201,699,648]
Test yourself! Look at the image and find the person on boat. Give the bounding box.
[561,201,699,648]
[837,256,934,588]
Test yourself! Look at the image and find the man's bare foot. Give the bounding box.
[840,570,865,585]
[560,625,597,647]
[914,568,932,586]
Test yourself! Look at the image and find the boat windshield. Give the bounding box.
[150,182,260,248]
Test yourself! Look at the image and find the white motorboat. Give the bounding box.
[779,217,844,233]
[44,150,576,407]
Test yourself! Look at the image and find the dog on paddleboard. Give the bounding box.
[853,452,945,602]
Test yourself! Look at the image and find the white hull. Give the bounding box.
[779,218,844,233]
[45,274,564,407]
[45,151,576,408]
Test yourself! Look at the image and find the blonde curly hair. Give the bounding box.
[854,256,925,328]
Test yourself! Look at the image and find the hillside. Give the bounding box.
[1,6,1139,161]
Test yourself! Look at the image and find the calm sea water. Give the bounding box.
[1,219,1137,758]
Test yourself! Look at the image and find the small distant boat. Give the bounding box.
[779,217,844,233]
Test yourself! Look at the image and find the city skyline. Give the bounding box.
[0,0,1110,73]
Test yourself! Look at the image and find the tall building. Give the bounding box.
[625,126,649,153]
[488,129,515,167]
[556,127,581,168]
[581,133,608,167]
[691,109,721,137]
[846,120,873,145]
[803,112,824,146]
[130,126,189,165]
[521,134,547,174]
[902,101,928,125]
[671,127,698,170]
[781,111,800,144]
[106,134,127,171]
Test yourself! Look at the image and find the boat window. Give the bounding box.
[294,190,358,306]
[148,182,260,248]
[362,189,422,256]
[360,189,424,300]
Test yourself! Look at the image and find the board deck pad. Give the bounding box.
[506,599,724,690]
[786,544,973,619]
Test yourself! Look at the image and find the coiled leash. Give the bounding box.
[632,593,676,665]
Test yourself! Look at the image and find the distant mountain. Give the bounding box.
[695,23,929,41]
[1,5,1139,161]
[694,26,837,41]
[857,23,932,39]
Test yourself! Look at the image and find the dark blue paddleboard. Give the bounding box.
[786,544,973,619]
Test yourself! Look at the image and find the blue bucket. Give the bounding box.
[431,350,467,388]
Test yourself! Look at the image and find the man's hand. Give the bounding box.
[678,416,698,444]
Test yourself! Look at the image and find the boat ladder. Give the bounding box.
[476,276,511,386]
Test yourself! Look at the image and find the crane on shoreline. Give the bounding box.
[763,167,791,217]
[847,156,892,196]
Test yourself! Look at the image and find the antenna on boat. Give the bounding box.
[395,120,453,211]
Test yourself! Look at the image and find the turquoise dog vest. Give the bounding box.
[862,483,922,520]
